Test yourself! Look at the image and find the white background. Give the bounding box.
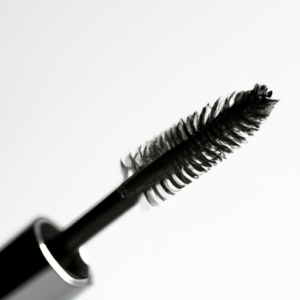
[0,1,299,299]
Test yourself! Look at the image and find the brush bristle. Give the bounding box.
[120,84,278,205]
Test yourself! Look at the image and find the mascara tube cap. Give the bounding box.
[0,218,91,300]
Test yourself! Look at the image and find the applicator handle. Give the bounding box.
[0,218,91,299]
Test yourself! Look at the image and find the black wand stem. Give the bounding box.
[47,190,138,260]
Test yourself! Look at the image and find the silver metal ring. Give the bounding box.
[34,218,91,287]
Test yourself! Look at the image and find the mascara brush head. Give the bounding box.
[118,84,278,204]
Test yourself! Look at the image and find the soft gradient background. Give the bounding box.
[0,1,299,299]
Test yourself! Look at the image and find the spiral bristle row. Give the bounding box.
[122,84,278,205]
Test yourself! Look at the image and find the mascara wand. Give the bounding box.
[0,84,278,299]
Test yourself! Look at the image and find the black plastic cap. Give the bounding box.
[0,218,91,300]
